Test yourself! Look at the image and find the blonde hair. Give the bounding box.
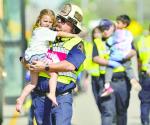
[33,9,56,30]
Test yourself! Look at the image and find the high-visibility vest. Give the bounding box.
[83,40,99,76]
[39,37,84,84]
[83,38,124,77]
[83,38,105,76]
[136,35,150,71]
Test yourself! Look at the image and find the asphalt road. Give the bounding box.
[3,82,141,125]
[72,83,141,125]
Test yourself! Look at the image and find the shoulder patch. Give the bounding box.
[77,43,84,52]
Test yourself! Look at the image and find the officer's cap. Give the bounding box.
[99,19,113,32]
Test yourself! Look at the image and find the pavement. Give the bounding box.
[2,83,141,125]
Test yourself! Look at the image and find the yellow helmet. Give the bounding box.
[57,3,83,33]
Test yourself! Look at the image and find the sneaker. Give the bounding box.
[101,86,114,97]
[130,79,141,91]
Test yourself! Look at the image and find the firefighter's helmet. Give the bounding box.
[57,3,83,33]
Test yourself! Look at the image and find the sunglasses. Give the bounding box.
[56,16,68,24]
[56,16,77,25]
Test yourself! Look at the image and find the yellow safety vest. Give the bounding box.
[39,37,83,84]
[83,38,104,76]
[136,35,150,71]
[83,38,125,77]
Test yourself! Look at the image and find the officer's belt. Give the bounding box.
[33,89,47,96]
[100,72,126,80]
[56,90,72,97]
[112,72,126,79]
[33,89,72,97]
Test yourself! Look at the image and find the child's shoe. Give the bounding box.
[101,86,114,97]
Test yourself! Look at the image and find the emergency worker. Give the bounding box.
[92,19,136,125]
[135,25,150,125]
[83,26,105,105]
[21,3,85,125]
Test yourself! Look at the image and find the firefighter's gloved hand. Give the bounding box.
[108,60,121,68]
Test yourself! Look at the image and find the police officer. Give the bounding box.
[92,19,136,125]
[24,3,85,125]
[135,25,150,125]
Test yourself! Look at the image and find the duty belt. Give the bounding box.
[33,89,72,97]
[56,90,72,97]
[33,89,47,96]
[112,72,126,81]
[99,72,126,81]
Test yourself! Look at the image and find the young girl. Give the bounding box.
[16,9,78,112]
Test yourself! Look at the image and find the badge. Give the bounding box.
[77,43,84,52]
[60,4,71,16]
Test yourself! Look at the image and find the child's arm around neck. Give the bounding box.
[57,31,78,38]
